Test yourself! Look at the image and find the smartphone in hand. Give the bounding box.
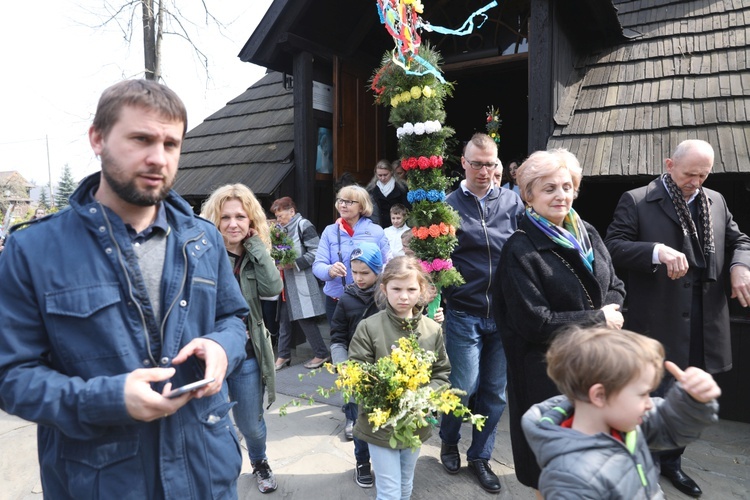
[165,377,215,399]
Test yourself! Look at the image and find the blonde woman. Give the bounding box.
[313,185,391,330]
[366,158,410,227]
[201,184,283,494]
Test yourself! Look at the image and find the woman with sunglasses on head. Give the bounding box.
[313,184,391,332]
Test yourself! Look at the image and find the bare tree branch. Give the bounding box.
[83,0,232,83]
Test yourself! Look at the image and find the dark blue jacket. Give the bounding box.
[329,283,379,347]
[444,185,524,318]
[0,174,249,499]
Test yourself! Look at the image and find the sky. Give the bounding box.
[0,0,273,191]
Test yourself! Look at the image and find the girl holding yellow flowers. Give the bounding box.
[348,256,450,499]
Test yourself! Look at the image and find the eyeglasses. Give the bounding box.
[464,158,499,170]
[336,198,359,207]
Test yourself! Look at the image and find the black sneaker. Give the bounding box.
[355,462,374,488]
[252,459,278,493]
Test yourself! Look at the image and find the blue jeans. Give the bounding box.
[344,402,370,464]
[439,309,507,461]
[226,357,267,463]
[369,444,420,500]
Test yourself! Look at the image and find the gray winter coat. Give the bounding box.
[282,213,325,320]
[522,386,718,499]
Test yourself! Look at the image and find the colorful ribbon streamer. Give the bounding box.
[375,0,499,83]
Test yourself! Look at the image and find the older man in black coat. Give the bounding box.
[605,139,750,497]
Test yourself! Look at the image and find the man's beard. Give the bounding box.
[100,148,173,206]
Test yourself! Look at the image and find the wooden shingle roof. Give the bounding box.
[174,71,294,198]
[548,0,750,176]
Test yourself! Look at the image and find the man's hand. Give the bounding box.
[600,303,624,329]
[124,368,192,422]
[172,338,229,398]
[657,245,689,280]
[730,265,750,307]
[665,361,721,404]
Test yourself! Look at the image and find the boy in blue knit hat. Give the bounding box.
[329,241,382,487]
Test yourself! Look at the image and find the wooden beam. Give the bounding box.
[442,53,528,74]
[293,51,315,217]
[528,0,553,152]
[280,33,334,62]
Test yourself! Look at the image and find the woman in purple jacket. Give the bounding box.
[313,185,391,331]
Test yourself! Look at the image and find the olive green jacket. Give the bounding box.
[349,305,451,449]
[228,235,283,406]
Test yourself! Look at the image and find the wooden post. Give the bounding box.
[293,51,314,216]
[528,0,553,152]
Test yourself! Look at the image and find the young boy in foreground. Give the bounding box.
[522,327,720,499]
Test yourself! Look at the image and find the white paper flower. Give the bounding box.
[414,122,426,135]
[403,122,414,134]
[397,127,405,138]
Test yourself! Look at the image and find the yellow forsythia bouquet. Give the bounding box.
[331,335,485,450]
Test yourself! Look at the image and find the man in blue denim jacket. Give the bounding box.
[439,133,524,494]
[0,80,249,499]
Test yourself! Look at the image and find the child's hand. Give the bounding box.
[433,307,444,324]
[665,361,721,403]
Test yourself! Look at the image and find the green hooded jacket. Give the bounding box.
[348,305,451,449]
[228,234,283,406]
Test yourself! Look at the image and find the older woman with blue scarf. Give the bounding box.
[493,149,626,492]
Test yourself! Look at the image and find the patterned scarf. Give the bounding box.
[527,207,594,272]
[662,173,715,256]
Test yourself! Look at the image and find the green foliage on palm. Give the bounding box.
[371,44,464,289]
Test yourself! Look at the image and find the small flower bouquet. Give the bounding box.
[269,223,297,267]
[485,105,502,144]
[334,335,485,449]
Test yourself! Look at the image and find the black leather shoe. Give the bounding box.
[661,467,702,497]
[468,459,501,493]
[440,442,460,474]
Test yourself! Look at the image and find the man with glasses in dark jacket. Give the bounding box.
[439,133,524,493]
